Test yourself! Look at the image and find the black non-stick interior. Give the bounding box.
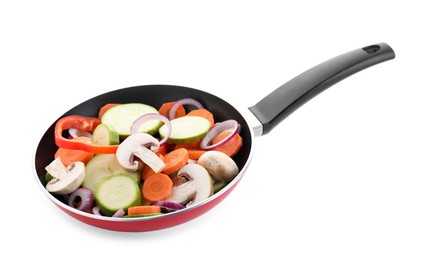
[35,85,253,187]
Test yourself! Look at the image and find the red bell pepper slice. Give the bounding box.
[54,115,119,154]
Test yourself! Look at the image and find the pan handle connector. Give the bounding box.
[248,42,395,136]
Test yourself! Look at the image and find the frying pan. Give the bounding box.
[34,42,395,232]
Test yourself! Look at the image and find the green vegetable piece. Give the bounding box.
[44,172,54,183]
[95,174,141,216]
[213,182,227,194]
[82,154,141,193]
[92,123,119,145]
[159,116,210,144]
[101,103,162,137]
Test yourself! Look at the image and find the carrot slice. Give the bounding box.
[142,174,173,202]
[157,143,169,155]
[174,140,201,150]
[98,103,119,119]
[54,137,94,166]
[162,148,189,174]
[127,205,162,216]
[187,149,206,160]
[213,131,243,157]
[141,154,165,180]
[187,108,215,128]
[159,102,186,118]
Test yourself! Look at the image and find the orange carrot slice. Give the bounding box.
[174,140,201,150]
[162,148,189,175]
[142,174,173,202]
[159,102,186,119]
[127,205,162,215]
[213,131,243,157]
[187,149,206,160]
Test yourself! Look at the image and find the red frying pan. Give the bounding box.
[34,43,395,232]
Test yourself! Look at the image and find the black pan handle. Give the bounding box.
[248,42,395,136]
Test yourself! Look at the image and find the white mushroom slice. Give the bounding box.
[45,157,85,195]
[197,151,239,183]
[167,164,213,207]
[116,133,166,173]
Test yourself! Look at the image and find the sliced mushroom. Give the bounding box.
[116,133,166,173]
[167,164,213,207]
[197,151,239,183]
[45,157,85,195]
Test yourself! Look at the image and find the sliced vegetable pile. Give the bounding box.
[44,98,243,218]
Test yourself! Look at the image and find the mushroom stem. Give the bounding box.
[133,146,166,173]
[116,133,165,173]
[45,157,68,179]
[166,164,213,208]
[168,182,197,205]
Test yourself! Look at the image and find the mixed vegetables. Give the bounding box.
[44,98,243,218]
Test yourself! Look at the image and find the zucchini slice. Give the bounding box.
[82,154,141,193]
[95,174,141,216]
[159,116,210,144]
[101,103,162,137]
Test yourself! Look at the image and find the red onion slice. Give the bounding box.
[169,98,204,120]
[152,200,185,211]
[69,128,93,138]
[200,119,240,150]
[68,188,94,211]
[130,113,171,146]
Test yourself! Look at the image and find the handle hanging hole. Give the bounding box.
[362,45,381,54]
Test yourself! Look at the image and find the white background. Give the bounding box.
[1,1,428,259]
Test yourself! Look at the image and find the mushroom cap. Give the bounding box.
[197,151,239,183]
[116,133,160,171]
[46,161,86,195]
